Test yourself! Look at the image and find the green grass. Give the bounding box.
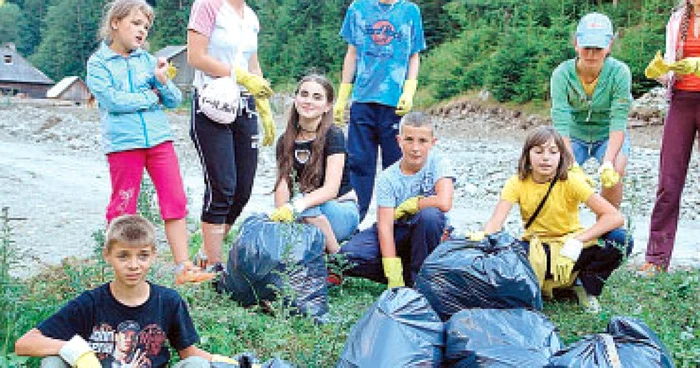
[1,203,699,367]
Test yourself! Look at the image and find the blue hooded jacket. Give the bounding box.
[87,42,182,153]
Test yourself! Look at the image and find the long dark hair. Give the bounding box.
[677,0,693,60]
[517,126,573,181]
[274,74,335,195]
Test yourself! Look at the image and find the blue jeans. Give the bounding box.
[570,134,631,165]
[340,207,446,286]
[517,228,633,296]
[346,102,402,220]
[299,199,360,242]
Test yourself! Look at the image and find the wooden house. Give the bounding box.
[47,76,92,104]
[0,43,54,98]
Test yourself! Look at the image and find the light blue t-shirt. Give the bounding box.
[340,0,427,107]
[376,151,455,208]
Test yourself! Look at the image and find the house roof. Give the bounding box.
[0,45,54,85]
[47,76,86,98]
[154,45,187,60]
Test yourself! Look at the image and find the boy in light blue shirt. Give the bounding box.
[339,112,455,288]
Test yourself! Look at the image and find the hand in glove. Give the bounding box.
[394,196,422,220]
[669,57,700,76]
[598,161,620,188]
[333,83,353,126]
[382,257,405,289]
[568,163,595,188]
[59,335,101,368]
[254,98,275,146]
[232,66,274,99]
[560,237,583,262]
[467,231,486,242]
[553,255,576,284]
[395,79,417,116]
[644,51,670,79]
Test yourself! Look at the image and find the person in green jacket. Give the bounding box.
[550,12,632,209]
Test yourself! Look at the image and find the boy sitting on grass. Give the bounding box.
[339,112,455,288]
[15,214,236,368]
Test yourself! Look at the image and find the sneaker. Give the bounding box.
[636,262,665,278]
[175,261,217,285]
[573,285,601,314]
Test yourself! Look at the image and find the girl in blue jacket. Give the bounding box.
[87,0,214,285]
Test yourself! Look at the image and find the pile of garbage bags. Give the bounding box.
[217,214,328,318]
[415,231,542,321]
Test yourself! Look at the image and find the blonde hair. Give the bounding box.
[105,214,156,253]
[99,0,154,44]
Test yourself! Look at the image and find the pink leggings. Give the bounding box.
[106,141,187,223]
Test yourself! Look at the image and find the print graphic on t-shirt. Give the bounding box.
[421,172,436,197]
[367,20,400,45]
[88,320,166,368]
[294,149,311,164]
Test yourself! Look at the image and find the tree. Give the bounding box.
[30,0,103,80]
[17,0,51,56]
[0,3,22,46]
[149,0,193,51]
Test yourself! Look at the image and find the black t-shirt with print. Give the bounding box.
[281,125,352,197]
[37,282,199,368]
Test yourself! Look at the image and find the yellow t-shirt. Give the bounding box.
[501,174,594,242]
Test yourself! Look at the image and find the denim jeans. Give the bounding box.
[570,133,631,165]
[299,199,360,242]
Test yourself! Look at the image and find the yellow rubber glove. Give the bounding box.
[233,66,274,99]
[166,62,178,80]
[212,354,240,366]
[568,163,595,188]
[553,255,576,284]
[467,231,486,242]
[382,257,405,289]
[598,161,620,188]
[394,196,422,220]
[644,51,670,79]
[395,79,417,116]
[59,336,101,368]
[269,204,294,223]
[333,83,353,126]
[254,98,275,146]
[669,57,700,76]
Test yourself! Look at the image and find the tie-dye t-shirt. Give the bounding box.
[340,0,426,107]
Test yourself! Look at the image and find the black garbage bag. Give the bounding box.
[337,288,444,368]
[414,231,542,321]
[548,316,674,367]
[216,213,328,318]
[444,308,562,367]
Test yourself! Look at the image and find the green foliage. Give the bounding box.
[29,0,102,80]
[149,0,194,51]
[0,3,23,45]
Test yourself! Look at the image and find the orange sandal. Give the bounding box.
[175,261,216,285]
[636,262,665,278]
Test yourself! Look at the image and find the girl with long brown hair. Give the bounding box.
[269,75,360,253]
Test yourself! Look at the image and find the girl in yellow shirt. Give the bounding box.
[479,126,632,313]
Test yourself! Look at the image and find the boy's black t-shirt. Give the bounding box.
[285,125,352,196]
[37,282,199,368]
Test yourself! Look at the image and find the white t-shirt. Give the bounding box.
[188,0,260,90]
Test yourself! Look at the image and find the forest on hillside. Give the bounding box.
[0,0,678,105]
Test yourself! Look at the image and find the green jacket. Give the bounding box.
[550,57,632,142]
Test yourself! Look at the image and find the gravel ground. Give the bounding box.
[1,96,698,277]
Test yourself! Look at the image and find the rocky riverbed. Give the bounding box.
[1,94,698,277]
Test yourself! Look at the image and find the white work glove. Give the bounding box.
[560,237,584,262]
[59,335,100,367]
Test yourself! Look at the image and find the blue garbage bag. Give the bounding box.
[415,231,542,321]
[548,316,674,367]
[217,214,328,318]
[444,308,562,367]
[337,288,444,368]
